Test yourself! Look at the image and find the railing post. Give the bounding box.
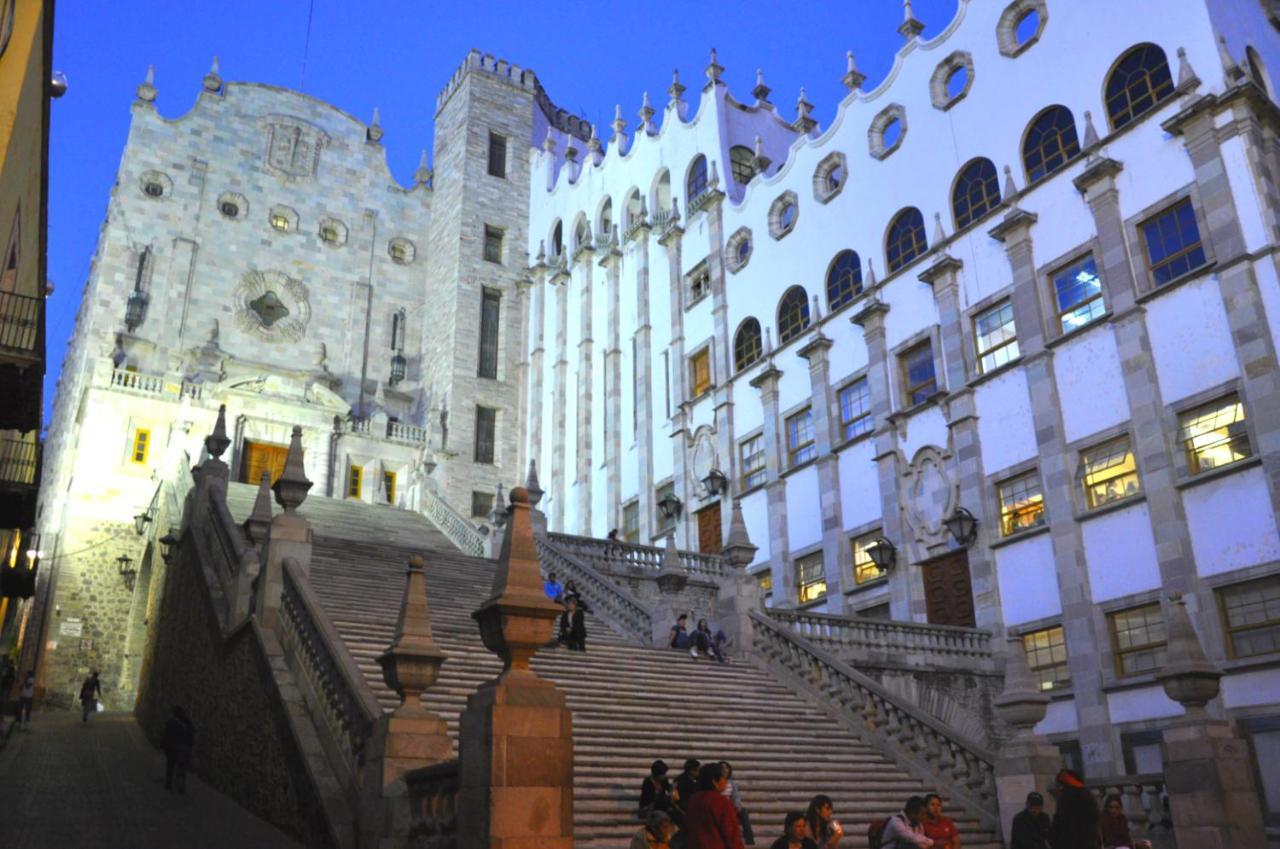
[718,499,760,653]
[994,635,1061,846]
[259,426,313,629]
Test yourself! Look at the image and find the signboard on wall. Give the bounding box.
[58,618,83,638]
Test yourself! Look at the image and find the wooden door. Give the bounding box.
[696,504,722,554]
[922,551,976,627]
[240,440,289,486]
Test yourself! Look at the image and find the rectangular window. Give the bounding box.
[1178,395,1252,475]
[974,300,1020,373]
[838,379,872,441]
[622,500,640,543]
[998,471,1046,537]
[688,267,711,303]
[383,471,397,504]
[1141,198,1207,286]
[1080,435,1140,508]
[755,569,773,596]
[689,349,712,398]
[1109,603,1167,677]
[785,408,816,468]
[487,132,507,179]
[347,465,363,499]
[131,429,150,465]
[852,532,883,586]
[902,341,937,406]
[471,491,494,519]
[478,289,501,379]
[655,482,675,536]
[1218,576,1280,659]
[1053,254,1105,332]
[796,552,827,604]
[1023,625,1071,691]
[740,435,766,491]
[483,225,504,264]
[474,406,497,464]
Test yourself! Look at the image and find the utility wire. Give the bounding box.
[300,0,316,91]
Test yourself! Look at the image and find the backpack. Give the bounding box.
[867,816,890,849]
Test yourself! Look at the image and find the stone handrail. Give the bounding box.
[279,560,382,788]
[419,486,486,557]
[547,531,727,579]
[202,496,250,621]
[387,420,427,444]
[767,609,996,671]
[111,368,165,394]
[536,536,653,643]
[749,610,998,827]
[404,759,460,848]
[1085,774,1173,847]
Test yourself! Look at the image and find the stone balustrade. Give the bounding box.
[387,420,428,444]
[404,760,460,849]
[547,531,727,579]
[419,486,486,556]
[536,537,654,643]
[750,610,999,829]
[768,609,996,672]
[1085,774,1174,849]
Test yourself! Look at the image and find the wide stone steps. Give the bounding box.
[224,486,1001,848]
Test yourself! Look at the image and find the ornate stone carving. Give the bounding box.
[233,269,311,341]
[901,445,958,546]
[263,116,328,180]
[690,426,718,483]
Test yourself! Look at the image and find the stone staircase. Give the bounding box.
[226,485,1002,848]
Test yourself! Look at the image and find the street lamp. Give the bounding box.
[159,531,178,565]
[116,554,137,590]
[943,506,979,548]
[389,352,407,385]
[133,511,153,536]
[701,468,728,497]
[657,491,684,521]
[125,289,150,332]
[866,537,897,574]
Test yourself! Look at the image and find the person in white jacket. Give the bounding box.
[881,797,935,849]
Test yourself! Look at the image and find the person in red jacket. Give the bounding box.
[683,762,746,849]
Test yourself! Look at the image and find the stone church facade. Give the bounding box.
[27,0,1280,806]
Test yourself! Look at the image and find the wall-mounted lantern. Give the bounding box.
[866,537,897,574]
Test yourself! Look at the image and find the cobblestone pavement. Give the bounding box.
[0,710,302,849]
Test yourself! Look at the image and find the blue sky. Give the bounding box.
[44,0,959,425]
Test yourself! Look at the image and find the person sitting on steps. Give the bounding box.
[770,811,819,849]
[690,618,728,662]
[638,759,680,825]
[669,614,691,650]
[543,570,564,603]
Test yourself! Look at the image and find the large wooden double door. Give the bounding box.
[239,440,289,486]
[921,551,976,628]
[696,504,722,554]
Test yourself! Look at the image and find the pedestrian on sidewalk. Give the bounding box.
[17,669,34,728]
[684,761,746,849]
[769,812,818,849]
[920,794,959,849]
[1009,791,1052,849]
[161,705,196,793]
[804,795,844,849]
[79,670,101,723]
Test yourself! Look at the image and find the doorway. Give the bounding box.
[921,551,976,627]
[239,440,289,486]
[696,504,722,555]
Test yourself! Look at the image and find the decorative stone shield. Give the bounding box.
[234,270,311,342]
[901,445,957,545]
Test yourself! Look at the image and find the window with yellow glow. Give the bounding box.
[270,213,291,232]
[852,533,884,585]
[796,553,826,604]
[1080,436,1140,508]
[131,429,150,464]
[347,465,363,499]
[1023,626,1071,691]
[1178,395,1252,475]
[998,471,1045,536]
[755,569,773,595]
[689,349,711,398]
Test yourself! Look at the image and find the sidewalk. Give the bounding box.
[0,710,302,849]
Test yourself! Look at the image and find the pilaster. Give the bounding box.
[575,251,595,535]
[750,363,789,603]
[550,272,569,532]
[528,275,546,492]
[599,243,623,532]
[633,225,656,540]
[797,323,846,611]
[705,202,737,540]
[662,226,691,548]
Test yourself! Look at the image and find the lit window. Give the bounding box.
[320,224,339,244]
[777,286,810,345]
[487,132,507,178]
[471,491,494,519]
[1080,436,1140,508]
[826,250,863,312]
[796,552,826,604]
[755,569,773,595]
[1109,603,1167,677]
[785,408,816,468]
[483,225,503,263]
[131,429,150,464]
[730,145,757,184]
[733,318,762,372]
[1105,44,1175,131]
[852,532,883,585]
[952,158,1002,229]
[689,349,712,398]
[1219,576,1280,659]
[998,471,1045,536]
[270,214,291,232]
[974,300,1019,373]
[622,501,640,543]
[687,155,709,200]
[902,341,937,406]
[1023,105,1080,184]
[347,465,363,498]
[886,208,927,273]
[1178,395,1252,475]
[740,435,766,490]
[474,406,497,464]
[1140,198,1206,286]
[1023,626,1071,691]
[838,379,872,441]
[384,471,397,504]
[1053,254,1105,332]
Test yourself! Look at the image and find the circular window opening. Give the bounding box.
[144,182,164,198]
[270,214,291,232]
[826,163,846,192]
[946,67,969,101]
[780,203,797,231]
[883,119,903,149]
[390,243,410,265]
[1015,9,1040,45]
[219,201,239,218]
[737,239,751,264]
[320,225,339,244]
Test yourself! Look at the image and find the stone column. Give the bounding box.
[528,274,547,485]
[994,636,1061,843]
[459,486,573,848]
[797,309,847,611]
[575,247,595,535]
[599,231,623,530]
[659,219,691,548]
[514,278,533,478]
[749,361,790,603]
[259,425,313,630]
[633,220,656,539]
[550,270,569,532]
[1157,594,1267,849]
[989,206,1116,774]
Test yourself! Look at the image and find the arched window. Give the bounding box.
[1022,105,1080,184]
[952,158,1002,229]
[733,318,763,372]
[777,286,811,345]
[574,217,589,251]
[885,208,928,273]
[687,155,709,200]
[1104,44,1175,130]
[653,169,672,216]
[730,146,757,184]
[826,250,863,312]
[598,198,613,238]
[551,220,563,256]
[625,190,643,229]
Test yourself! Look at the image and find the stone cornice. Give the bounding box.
[748,363,782,390]
[850,298,890,328]
[657,225,684,247]
[796,333,833,360]
[1071,156,1124,195]
[987,207,1040,242]
[916,254,963,285]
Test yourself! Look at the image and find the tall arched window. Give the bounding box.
[653,169,672,215]
[826,250,863,311]
[391,309,406,351]
[733,318,763,372]
[598,198,613,237]
[730,145,757,184]
[574,217,589,251]
[1022,106,1080,184]
[885,208,927,273]
[952,158,1002,229]
[777,286,811,345]
[625,190,643,229]
[687,155,709,200]
[1104,44,1174,130]
[551,220,563,256]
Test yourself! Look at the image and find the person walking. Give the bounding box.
[79,669,101,723]
[683,762,746,849]
[769,812,818,849]
[804,795,844,849]
[920,794,959,849]
[161,705,196,793]
[880,796,935,848]
[1009,792,1052,849]
[1050,769,1100,849]
[17,669,34,728]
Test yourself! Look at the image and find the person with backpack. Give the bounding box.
[875,796,935,848]
[769,811,818,849]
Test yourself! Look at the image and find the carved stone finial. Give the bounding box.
[668,68,686,106]
[723,500,758,569]
[707,159,720,189]
[492,483,509,528]
[1218,35,1245,83]
[136,65,158,102]
[638,194,649,219]
[899,0,925,40]
[752,136,772,175]
[205,404,231,459]
[414,149,433,185]
[706,47,724,85]
[670,197,681,224]
[1003,164,1019,203]
[1176,46,1201,92]
[563,142,579,164]
[865,258,878,289]
[202,56,222,93]
[1082,110,1101,149]
[272,425,313,513]
[763,326,774,356]
[842,51,867,91]
[587,123,602,156]
[638,90,655,130]
[525,459,544,507]
[610,224,620,247]
[752,68,772,103]
[656,534,688,595]
[543,126,556,153]
[811,294,824,324]
[794,88,817,133]
[536,240,546,264]
[244,471,274,545]
[1157,594,1223,715]
[994,635,1051,737]
[933,211,947,245]
[611,103,627,141]
[367,107,384,143]
[378,555,449,718]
